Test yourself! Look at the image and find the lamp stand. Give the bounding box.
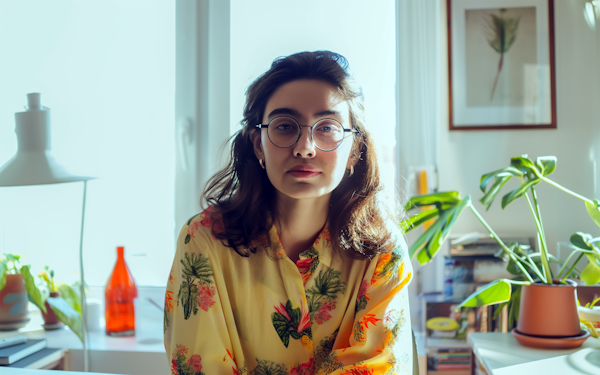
[79,180,89,372]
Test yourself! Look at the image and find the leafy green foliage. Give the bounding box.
[535,156,557,176]
[0,254,85,343]
[581,255,600,285]
[479,155,553,210]
[569,232,600,285]
[571,232,595,250]
[401,192,470,265]
[457,279,529,309]
[403,191,460,211]
[21,265,46,314]
[58,283,82,313]
[403,154,600,316]
[47,296,83,342]
[586,200,600,229]
[0,262,6,292]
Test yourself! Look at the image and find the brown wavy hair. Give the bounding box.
[202,50,398,259]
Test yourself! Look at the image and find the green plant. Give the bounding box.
[0,254,84,343]
[401,155,600,311]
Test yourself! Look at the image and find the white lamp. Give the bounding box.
[0,93,95,372]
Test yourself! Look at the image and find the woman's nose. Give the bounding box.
[292,126,316,158]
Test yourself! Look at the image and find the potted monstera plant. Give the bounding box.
[402,155,600,346]
[0,254,84,343]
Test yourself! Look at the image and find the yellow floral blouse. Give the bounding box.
[164,208,413,375]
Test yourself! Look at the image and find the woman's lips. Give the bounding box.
[288,171,321,178]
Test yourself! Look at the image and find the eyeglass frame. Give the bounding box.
[255,116,362,151]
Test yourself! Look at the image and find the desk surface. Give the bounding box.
[469,332,600,375]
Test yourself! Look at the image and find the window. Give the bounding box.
[0,0,175,286]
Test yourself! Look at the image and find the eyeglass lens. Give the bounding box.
[267,117,345,150]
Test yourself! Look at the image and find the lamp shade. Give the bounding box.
[0,93,96,187]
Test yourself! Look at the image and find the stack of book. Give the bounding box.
[432,347,471,372]
[0,336,62,369]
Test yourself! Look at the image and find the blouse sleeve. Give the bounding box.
[321,237,414,375]
[164,217,238,375]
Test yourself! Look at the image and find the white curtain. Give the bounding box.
[396,0,444,325]
[396,0,442,198]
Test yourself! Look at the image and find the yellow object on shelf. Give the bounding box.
[426,317,458,331]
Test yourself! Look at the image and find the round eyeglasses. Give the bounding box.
[255,116,360,151]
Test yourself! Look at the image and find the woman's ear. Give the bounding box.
[250,130,264,161]
[346,139,364,169]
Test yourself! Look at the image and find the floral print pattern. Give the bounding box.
[171,344,206,375]
[165,268,176,333]
[307,268,346,326]
[165,209,413,375]
[289,358,315,375]
[177,252,215,320]
[296,247,320,283]
[355,280,369,314]
[272,300,312,348]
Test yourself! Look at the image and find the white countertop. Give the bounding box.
[469,332,600,375]
[0,309,168,374]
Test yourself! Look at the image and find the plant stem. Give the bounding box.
[523,253,546,280]
[531,187,549,271]
[524,193,552,283]
[468,204,535,283]
[556,248,594,279]
[561,253,584,283]
[540,176,594,205]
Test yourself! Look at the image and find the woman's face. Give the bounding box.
[252,79,358,202]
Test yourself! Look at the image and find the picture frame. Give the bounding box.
[447,0,556,130]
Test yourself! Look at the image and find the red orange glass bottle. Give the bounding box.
[105,246,137,336]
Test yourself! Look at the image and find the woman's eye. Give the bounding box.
[276,124,293,130]
[317,126,332,132]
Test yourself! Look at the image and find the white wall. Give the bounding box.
[439,0,600,263]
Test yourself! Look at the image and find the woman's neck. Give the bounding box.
[274,192,330,262]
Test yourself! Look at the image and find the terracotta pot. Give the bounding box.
[517,279,580,337]
[0,274,29,324]
[41,291,63,326]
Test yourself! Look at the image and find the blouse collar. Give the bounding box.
[265,222,333,268]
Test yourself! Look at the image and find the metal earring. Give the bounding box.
[259,159,265,169]
[348,165,354,177]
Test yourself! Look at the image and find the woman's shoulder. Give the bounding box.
[178,207,225,248]
[370,220,412,287]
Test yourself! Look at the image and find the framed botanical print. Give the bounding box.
[448,0,556,130]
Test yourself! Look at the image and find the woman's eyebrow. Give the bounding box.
[267,108,342,120]
[313,110,342,118]
[267,107,301,119]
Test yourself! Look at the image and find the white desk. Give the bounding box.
[0,309,168,375]
[469,332,600,375]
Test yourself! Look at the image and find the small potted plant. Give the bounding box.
[0,254,46,329]
[0,254,84,343]
[402,155,600,347]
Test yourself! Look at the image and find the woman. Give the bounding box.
[164,51,413,375]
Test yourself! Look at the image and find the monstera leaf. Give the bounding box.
[457,279,531,309]
[586,200,600,229]
[479,156,559,210]
[402,192,470,265]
